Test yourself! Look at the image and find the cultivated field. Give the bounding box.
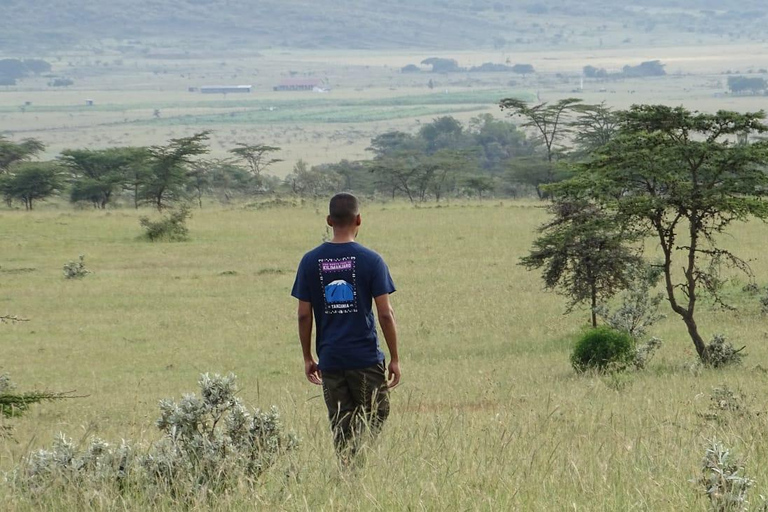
[2,202,768,510]
[2,43,768,175]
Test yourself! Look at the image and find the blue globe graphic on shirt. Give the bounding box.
[325,280,354,303]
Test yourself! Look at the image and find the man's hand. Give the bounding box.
[387,359,401,389]
[304,359,322,385]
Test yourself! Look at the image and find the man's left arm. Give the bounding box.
[371,255,399,388]
[374,293,400,388]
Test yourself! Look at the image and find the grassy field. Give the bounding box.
[2,201,768,510]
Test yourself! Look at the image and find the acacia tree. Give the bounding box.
[500,98,582,165]
[555,105,768,363]
[109,147,151,209]
[367,131,425,158]
[427,150,468,202]
[521,200,642,327]
[464,176,495,199]
[500,98,582,197]
[142,132,210,210]
[368,152,439,203]
[0,162,62,210]
[0,137,45,173]
[571,103,619,156]
[286,159,343,198]
[61,147,145,208]
[186,159,218,208]
[468,113,531,173]
[229,143,282,187]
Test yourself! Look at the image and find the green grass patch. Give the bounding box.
[2,202,768,510]
[141,105,491,126]
[0,90,533,115]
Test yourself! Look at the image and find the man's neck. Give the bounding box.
[330,230,356,244]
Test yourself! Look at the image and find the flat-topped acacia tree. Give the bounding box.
[553,105,768,364]
[500,98,582,198]
[0,136,44,173]
[142,132,210,210]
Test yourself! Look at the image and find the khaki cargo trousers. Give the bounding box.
[321,362,390,455]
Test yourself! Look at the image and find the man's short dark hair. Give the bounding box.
[329,193,359,226]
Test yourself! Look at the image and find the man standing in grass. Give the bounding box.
[292,193,400,458]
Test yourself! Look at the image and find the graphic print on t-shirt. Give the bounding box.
[319,257,358,314]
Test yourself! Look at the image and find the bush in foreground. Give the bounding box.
[570,326,635,373]
[13,373,298,503]
[697,439,757,512]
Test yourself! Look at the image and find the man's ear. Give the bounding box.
[355,214,362,226]
[327,215,333,227]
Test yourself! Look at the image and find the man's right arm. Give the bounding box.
[298,300,321,385]
[374,293,400,388]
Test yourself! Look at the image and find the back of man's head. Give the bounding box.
[329,193,359,227]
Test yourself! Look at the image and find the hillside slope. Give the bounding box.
[1,0,766,53]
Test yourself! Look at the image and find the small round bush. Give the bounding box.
[570,326,635,373]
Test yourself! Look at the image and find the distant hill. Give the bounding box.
[1,0,766,53]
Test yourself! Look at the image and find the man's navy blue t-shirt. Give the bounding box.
[291,242,395,372]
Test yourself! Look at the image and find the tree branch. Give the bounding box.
[0,315,29,324]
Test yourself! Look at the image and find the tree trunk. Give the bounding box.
[156,187,165,211]
[682,313,709,361]
[683,216,709,363]
[590,284,597,328]
[656,214,711,364]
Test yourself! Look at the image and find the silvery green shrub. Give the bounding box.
[706,334,745,368]
[632,337,662,371]
[698,385,752,425]
[594,265,664,370]
[13,373,298,500]
[594,264,664,340]
[697,439,754,512]
[62,255,91,279]
[0,373,12,394]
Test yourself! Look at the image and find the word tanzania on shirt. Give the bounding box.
[292,242,396,372]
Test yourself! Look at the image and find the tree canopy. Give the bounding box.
[142,132,210,210]
[0,137,45,173]
[0,162,62,210]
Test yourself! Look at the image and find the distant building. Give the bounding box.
[273,78,322,91]
[200,85,252,94]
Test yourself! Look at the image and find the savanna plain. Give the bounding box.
[2,202,768,511]
[4,3,768,507]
